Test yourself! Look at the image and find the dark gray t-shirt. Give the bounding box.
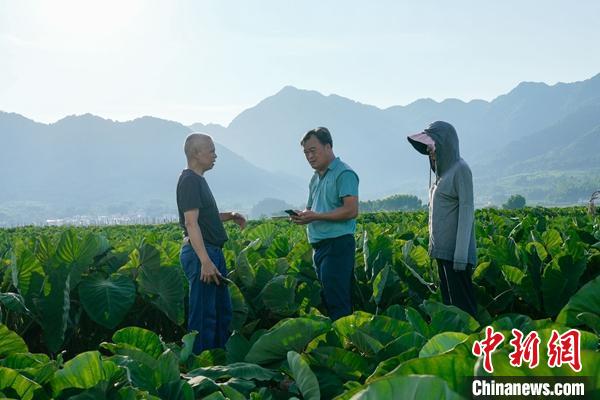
[176,169,228,247]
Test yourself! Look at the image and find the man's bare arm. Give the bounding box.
[184,209,222,285]
[220,211,247,229]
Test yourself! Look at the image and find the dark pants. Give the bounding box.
[180,243,232,354]
[313,234,355,321]
[437,258,477,318]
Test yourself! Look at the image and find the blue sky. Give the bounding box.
[1,0,599,125]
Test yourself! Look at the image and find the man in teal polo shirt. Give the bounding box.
[291,127,359,320]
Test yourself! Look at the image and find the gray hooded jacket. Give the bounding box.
[408,121,477,270]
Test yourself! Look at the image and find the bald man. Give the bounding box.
[177,133,246,354]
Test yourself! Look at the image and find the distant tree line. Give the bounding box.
[502,194,526,210]
[359,194,424,213]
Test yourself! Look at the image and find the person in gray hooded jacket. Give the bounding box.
[408,121,477,317]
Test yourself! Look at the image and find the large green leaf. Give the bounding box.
[541,229,563,257]
[124,243,161,271]
[542,254,587,316]
[36,267,71,353]
[419,332,468,358]
[405,306,429,338]
[11,244,44,304]
[112,327,165,359]
[423,300,480,335]
[102,327,165,382]
[0,324,28,357]
[500,265,541,310]
[229,282,249,331]
[576,312,600,335]
[333,312,413,350]
[186,375,220,394]
[307,346,369,380]
[157,379,194,400]
[491,313,535,332]
[311,366,346,399]
[203,392,227,400]
[118,386,161,400]
[386,352,475,396]
[180,332,198,364]
[259,275,299,316]
[137,264,185,325]
[0,292,32,316]
[225,332,250,364]
[106,354,156,392]
[101,343,159,373]
[377,332,426,362]
[55,230,106,266]
[51,351,120,397]
[0,353,55,385]
[345,329,384,356]
[0,366,45,400]
[333,313,384,355]
[372,265,391,306]
[56,230,109,288]
[78,274,136,329]
[556,275,600,327]
[156,349,180,386]
[408,244,430,268]
[234,247,256,289]
[220,384,247,400]
[367,348,419,383]
[334,374,463,400]
[245,318,330,364]
[186,362,278,381]
[382,304,406,320]
[189,348,227,369]
[287,351,320,400]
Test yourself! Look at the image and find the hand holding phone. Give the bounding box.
[284,209,299,216]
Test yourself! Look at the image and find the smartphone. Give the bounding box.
[284,209,299,216]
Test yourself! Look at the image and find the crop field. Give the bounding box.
[0,208,598,399]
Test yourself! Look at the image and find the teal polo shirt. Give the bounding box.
[306,157,359,243]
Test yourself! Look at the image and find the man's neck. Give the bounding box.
[187,163,205,176]
[316,154,336,176]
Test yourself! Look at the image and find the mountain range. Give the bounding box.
[1,73,599,225]
[195,74,600,203]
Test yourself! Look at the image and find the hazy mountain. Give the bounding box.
[0,113,304,224]
[480,103,600,175]
[194,74,600,202]
[189,122,228,137]
[2,73,599,225]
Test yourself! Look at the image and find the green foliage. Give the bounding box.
[335,374,463,400]
[556,276,600,332]
[78,274,136,329]
[0,207,598,398]
[287,351,320,400]
[245,318,330,364]
[0,324,28,357]
[360,194,424,212]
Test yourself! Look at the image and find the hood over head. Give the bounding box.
[407,120,460,176]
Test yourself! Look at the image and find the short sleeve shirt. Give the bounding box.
[176,169,228,247]
[306,157,359,243]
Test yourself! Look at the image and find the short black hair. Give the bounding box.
[301,127,333,147]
